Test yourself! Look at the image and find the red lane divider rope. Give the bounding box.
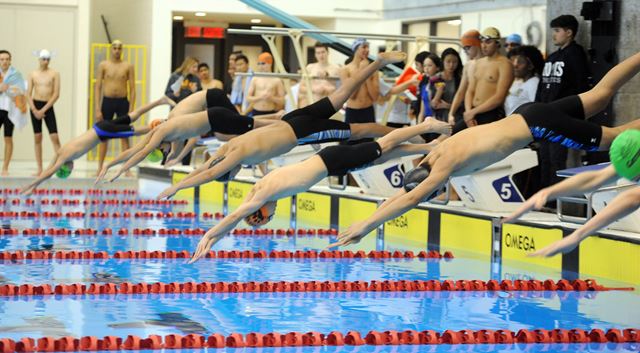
[3,228,340,237]
[8,198,189,206]
[0,249,451,261]
[0,328,637,352]
[0,279,633,297]
[0,211,198,219]
[0,188,137,196]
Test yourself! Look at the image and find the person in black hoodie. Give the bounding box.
[536,15,590,191]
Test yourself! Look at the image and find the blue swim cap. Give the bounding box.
[506,33,522,44]
[351,38,369,53]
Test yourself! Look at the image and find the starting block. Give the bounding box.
[449,148,538,212]
[557,163,640,233]
[350,156,418,197]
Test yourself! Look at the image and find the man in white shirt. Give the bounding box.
[504,46,545,115]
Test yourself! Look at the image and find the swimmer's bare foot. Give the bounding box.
[162,95,176,107]
[32,170,42,177]
[1,170,8,177]
[125,170,134,178]
[423,117,452,136]
[377,51,407,65]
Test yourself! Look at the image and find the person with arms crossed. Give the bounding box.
[246,52,285,116]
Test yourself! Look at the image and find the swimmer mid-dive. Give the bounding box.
[329,51,640,248]
[156,51,444,200]
[95,89,284,183]
[188,118,450,263]
[502,129,640,257]
[19,95,174,195]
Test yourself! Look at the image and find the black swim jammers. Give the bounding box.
[207,107,254,135]
[515,95,602,152]
[206,88,237,112]
[93,115,135,141]
[317,141,382,176]
[283,97,352,145]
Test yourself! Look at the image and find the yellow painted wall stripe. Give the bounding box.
[440,213,492,258]
[580,236,640,285]
[385,208,428,248]
[501,224,562,270]
[296,192,331,228]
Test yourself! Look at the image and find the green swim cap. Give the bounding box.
[609,129,640,180]
[55,164,71,179]
[146,149,163,163]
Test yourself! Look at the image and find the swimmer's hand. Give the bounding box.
[108,168,125,183]
[19,186,34,196]
[95,166,109,185]
[326,222,369,248]
[501,190,550,224]
[162,95,176,107]
[164,159,180,168]
[157,186,177,200]
[377,51,407,65]
[189,234,221,263]
[528,233,581,258]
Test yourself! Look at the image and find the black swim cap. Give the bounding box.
[403,166,430,192]
[403,165,440,201]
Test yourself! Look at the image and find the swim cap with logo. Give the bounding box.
[609,129,640,180]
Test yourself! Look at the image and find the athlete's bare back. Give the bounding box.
[423,115,532,176]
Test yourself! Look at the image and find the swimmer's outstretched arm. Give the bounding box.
[328,161,452,248]
[502,165,619,223]
[166,137,199,167]
[531,186,640,257]
[109,127,167,182]
[166,140,183,163]
[20,153,70,195]
[157,150,242,200]
[96,130,157,183]
[189,194,266,263]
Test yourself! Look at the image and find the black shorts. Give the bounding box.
[31,100,58,134]
[101,97,129,121]
[317,141,382,176]
[0,110,13,137]
[207,107,254,135]
[452,106,505,135]
[93,115,134,141]
[283,98,350,145]
[343,105,375,144]
[386,122,409,128]
[206,88,236,111]
[252,109,277,116]
[515,95,601,152]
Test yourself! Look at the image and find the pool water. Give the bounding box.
[0,190,638,353]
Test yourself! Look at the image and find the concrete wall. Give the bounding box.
[90,0,153,45]
[0,0,89,163]
[613,0,640,124]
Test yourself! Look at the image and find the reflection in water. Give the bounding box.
[91,272,126,284]
[108,312,208,334]
[0,316,72,337]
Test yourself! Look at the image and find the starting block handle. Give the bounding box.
[556,196,594,224]
[329,175,348,191]
[427,178,451,205]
